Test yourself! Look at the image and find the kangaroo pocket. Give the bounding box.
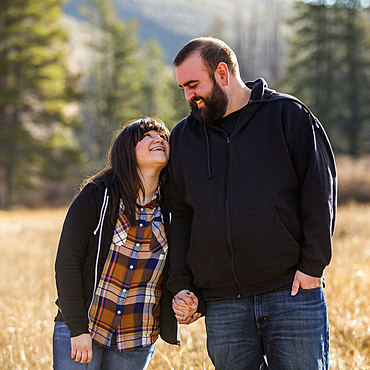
[231,206,301,284]
[187,214,233,289]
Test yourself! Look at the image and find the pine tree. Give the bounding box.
[0,0,81,208]
[78,0,190,168]
[78,0,145,168]
[139,39,189,131]
[283,2,338,129]
[281,0,370,155]
[336,0,370,155]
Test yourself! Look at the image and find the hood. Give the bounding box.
[246,78,276,101]
[247,78,315,116]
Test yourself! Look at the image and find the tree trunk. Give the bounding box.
[0,163,10,209]
[345,7,360,155]
[0,99,11,209]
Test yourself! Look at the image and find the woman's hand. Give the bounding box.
[71,333,93,364]
[172,290,201,325]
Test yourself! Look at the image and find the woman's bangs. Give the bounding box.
[138,118,169,141]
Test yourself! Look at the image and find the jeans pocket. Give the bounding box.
[53,322,71,339]
[299,286,322,293]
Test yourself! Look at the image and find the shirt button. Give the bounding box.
[117,310,121,315]
[129,265,134,269]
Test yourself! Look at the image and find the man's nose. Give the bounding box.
[184,88,195,102]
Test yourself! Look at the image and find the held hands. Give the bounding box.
[71,333,93,364]
[172,290,201,325]
[291,270,322,296]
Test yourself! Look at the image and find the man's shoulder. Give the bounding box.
[269,91,312,116]
[171,114,199,138]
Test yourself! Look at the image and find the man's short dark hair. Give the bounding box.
[173,37,240,77]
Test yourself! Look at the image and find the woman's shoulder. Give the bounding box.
[79,173,113,195]
[69,174,111,209]
[92,174,112,189]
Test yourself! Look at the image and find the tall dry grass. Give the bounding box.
[325,202,370,368]
[0,209,64,369]
[1,172,370,368]
[336,155,370,204]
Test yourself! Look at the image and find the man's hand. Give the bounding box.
[172,290,201,325]
[71,333,93,364]
[291,270,322,296]
[179,312,202,325]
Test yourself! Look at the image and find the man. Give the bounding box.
[167,37,337,370]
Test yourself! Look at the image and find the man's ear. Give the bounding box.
[215,62,229,86]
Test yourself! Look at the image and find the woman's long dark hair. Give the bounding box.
[83,117,170,226]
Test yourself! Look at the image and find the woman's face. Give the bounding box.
[135,130,170,172]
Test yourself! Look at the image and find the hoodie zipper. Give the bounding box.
[225,136,242,298]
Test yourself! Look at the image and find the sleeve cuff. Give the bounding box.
[297,259,326,278]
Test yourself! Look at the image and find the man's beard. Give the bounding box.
[190,77,228,124]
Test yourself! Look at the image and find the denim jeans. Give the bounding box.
[53,322,156,370]
[205,287,329,370]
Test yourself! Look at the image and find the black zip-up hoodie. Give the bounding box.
[54,174,179,345]
[166,78,337,302]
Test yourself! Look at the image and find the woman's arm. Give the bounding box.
[55,184,99,337]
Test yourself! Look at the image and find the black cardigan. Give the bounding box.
[54,175,178,345]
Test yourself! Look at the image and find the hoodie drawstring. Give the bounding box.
[203,124,212,179]
[88,188,109,322]
[93,188,109,235]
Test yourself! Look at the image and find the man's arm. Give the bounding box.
[165,129,206,319]
[165,166,195,296]
[289,113,337,279]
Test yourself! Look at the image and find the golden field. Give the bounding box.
[1,185,370,368]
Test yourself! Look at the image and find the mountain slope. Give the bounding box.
[63,0,294,64]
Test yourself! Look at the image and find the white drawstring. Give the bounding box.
[88,188,109,323]
[93,188,108,235]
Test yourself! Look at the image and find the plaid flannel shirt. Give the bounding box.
[88,190,168,351]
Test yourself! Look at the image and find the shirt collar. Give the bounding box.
[119,185,161,214]
[142,185,161,208]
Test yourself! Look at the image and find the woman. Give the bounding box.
[53,118,194,369]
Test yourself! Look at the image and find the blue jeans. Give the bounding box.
[53,322,156,370]
[205,287,329,370]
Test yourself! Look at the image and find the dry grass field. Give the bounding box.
[1,158,370,369]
